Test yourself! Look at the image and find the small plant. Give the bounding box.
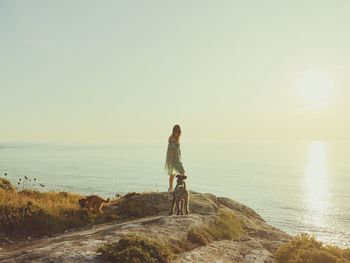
[188,208,245,245]
[275,234,350,263]
[17,175,44,191]
[2,172,45,192]
[97,234,174,263]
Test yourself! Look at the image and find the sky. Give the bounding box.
[1,0,350,143]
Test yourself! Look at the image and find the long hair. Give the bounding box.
[171,124,181,142]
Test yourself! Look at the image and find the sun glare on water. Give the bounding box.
[296,70,333,110]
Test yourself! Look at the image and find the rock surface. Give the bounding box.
[0,191,291,262]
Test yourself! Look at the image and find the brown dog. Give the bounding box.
[169,174,189,215]
[79,195,110,214]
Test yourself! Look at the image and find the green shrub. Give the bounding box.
[97,234,174,263]
[188,208,244,245]
[275,234,350,263]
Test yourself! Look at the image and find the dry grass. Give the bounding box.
[0,188,82,215]
[187,208,245,245]
[275,234,350,263]
[0,176,102,241]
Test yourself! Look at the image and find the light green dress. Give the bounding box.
[165,140,185,176]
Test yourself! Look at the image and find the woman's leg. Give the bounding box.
[169,174,175,191]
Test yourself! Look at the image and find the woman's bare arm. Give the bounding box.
[168,135,178,143]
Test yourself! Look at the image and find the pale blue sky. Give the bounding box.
[1,1,350,143]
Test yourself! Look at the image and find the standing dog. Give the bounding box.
[169,174,189,215]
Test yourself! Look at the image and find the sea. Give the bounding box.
[0,141,349,247]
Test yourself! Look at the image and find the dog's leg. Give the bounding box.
[176,200,181,215]
[98,203,103,213]
[184,197,189,215]
[169,197,175,215]
[180,200,184,215]
[94,204,99,214]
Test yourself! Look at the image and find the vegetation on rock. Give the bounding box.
[0,175,111,242]
[97,234,174,263]
[275,234,350,263]
[0,177,16,191]
[187,208,245,245]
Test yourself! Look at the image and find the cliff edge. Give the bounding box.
[0,191,291,263]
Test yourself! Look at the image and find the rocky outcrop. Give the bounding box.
[0,191,291,262]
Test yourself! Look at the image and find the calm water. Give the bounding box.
[0,141,349,247]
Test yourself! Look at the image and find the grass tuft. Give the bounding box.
[275,234,350,263]
[97,234,174,263]
[187,208,245,245]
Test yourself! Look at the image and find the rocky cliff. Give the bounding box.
[0,191,290,263]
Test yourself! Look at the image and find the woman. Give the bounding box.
[165,124,186,192]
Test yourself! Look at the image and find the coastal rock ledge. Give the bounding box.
[0,191,291,263]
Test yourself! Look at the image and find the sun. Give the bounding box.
[295,70,333,110]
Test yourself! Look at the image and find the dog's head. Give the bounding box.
[176,174,187,184]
